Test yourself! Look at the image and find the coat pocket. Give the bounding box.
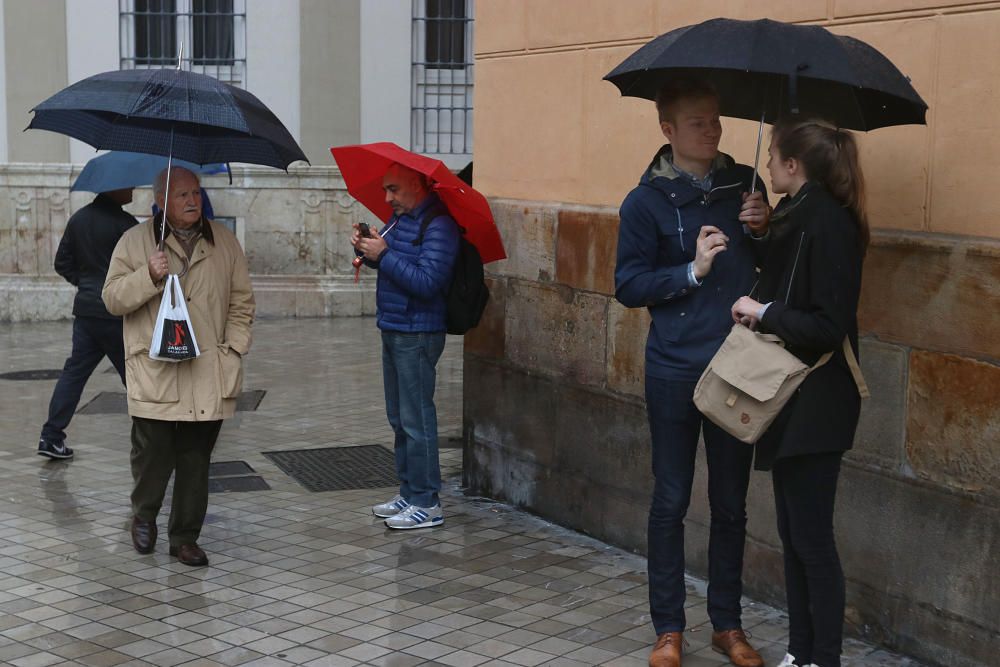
[125,343,179,404]
[218,345,244,399]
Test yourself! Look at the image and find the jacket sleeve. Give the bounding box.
[760,209,861,351]
[377,215,460,299]
[102,234,163,316]
[224,243,255,355]
[54,222,79,286]
[614,195,691,308]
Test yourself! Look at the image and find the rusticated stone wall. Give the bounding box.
[463,200,1000,667]
[0,164,377,321]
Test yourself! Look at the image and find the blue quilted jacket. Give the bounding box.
[370,194,460,333]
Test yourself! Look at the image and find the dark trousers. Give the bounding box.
[645,375,754,634]
[772,452,845,667]
[40,317,126,444]
[130,417,221,547]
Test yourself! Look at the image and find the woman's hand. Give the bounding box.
[732,295,764,330]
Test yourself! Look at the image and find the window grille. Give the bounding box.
[412,0,474,155]
[120,0,246,86]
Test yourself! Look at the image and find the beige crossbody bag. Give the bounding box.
[693,232,870,444]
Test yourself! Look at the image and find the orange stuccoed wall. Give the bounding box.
[463,4,1000,667]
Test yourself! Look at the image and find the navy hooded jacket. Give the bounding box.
[369,193,460,333]
[615,145,765,380]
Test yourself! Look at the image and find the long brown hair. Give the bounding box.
[772,118,870,254]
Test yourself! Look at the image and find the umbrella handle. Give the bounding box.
[158,128,176,250]
[750,110,765,195]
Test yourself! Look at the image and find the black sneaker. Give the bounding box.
[38,439,73,460]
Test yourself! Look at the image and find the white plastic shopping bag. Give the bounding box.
[149,274,200,362]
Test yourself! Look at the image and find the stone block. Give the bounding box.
[858,233,1000,361]
[906,350,1000,494]
[475,0,527,54]
[835,0,975,18]
[505,280,608,387]
[555,208,618,295]
[847,338,908,470]
[465,276,506,360]
[474,53,585,204]
[931,10,1000,236]
[488,200,558,283]
[605,300,648,398]
[655,1,826,31]
[828,18,934,232]
[526,0,656,49]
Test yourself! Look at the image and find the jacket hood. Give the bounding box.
[642,144,736,184]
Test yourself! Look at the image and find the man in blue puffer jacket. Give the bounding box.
[352,163,459,530]
[614,78,771,667]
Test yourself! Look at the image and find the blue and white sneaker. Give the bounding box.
[372,494,410,518]
[384,504,443,530]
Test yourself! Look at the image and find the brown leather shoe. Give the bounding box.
[169,543,208,567]
[712,628,763,667]
[649,631,683,667]
[130,517,156,555]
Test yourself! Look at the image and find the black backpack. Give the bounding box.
[414,207,490,335]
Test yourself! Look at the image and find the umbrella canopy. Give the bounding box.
[604,18,928,131]
[72,151,227,193]
[331,142,506,264]
[28,68,307,169]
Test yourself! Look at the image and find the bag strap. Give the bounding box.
[842,337,871,398]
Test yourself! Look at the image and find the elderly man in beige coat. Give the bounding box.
[103,167,254,567]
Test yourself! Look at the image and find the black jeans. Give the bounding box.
[772,452,845,667]
[645,375,754,634]
[40,317,126,445]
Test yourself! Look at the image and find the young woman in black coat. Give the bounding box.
[730,118,870,667]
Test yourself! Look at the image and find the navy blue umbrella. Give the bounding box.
[28,68,307,169]
[604,18,928,131]
[71,151,227,193]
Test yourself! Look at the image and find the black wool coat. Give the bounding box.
[754,182,865,470]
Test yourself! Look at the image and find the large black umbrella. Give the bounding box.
[604,18,927,190]
[28,68,307,169]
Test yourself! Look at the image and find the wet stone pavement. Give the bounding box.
[0,318,924,666]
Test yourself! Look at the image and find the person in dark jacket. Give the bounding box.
[351,163,459,530]
[614,78,770,667]
[731,118,869,667]
[37,188,138,460]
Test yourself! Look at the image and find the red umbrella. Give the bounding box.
[330,142,506,263]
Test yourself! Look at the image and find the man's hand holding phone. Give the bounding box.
[351,222,387,262]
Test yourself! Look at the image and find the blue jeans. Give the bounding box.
[41,317,126,445]
[645,375,754,634]
[381,331,446,508]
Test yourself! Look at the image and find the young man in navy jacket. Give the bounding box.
[352,163,459,530]
[614,78,770,667]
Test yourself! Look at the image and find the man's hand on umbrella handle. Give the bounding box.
[740,191,770,236]
[357,228,388,261]
[148,250,169,282]
[693,226,729,280]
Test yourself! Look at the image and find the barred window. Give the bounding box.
[120,0,246,86]
[412,0,474,155]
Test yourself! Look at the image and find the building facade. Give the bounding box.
[464,2,999,667]
[0,0,475,319]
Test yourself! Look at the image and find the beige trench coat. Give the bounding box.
[103,219,255,422]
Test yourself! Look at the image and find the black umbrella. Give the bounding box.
[604,18,928,187]
[28,68,307,170]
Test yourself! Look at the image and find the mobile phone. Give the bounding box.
[358,222,372,238]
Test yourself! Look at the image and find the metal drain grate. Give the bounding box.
[0,369,63,381]
[209,476,270,493]
[209,461,255,477]
[76,390,266,415]
[264,445,398,492]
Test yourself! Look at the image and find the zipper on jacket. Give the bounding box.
[675,209,685,252]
